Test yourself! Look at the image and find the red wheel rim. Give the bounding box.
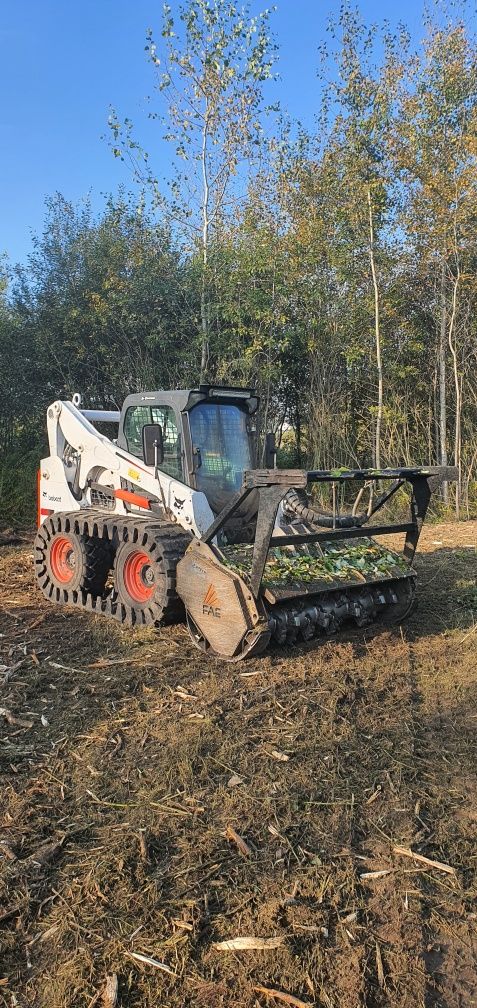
[123,550,155,603]
[50,535,76,584]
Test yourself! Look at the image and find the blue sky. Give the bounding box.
[1,0,424,266]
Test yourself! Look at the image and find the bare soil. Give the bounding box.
[0,521,476,1008]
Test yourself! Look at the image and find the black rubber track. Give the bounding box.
[83,535,113,595]
[113,522,191,625]
[36,522,112,596]
[34,510,191,628]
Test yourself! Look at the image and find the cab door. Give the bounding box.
[122,403,185,482]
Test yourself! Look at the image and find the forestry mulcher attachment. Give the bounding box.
[34,387,456,661]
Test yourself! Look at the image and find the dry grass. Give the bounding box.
[0,522,476,1008]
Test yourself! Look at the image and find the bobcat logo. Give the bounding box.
[202,583,221,618]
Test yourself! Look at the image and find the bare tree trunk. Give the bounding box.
[438,261,449,503]
[447,268,461,519]
[431,368,438,463]
[367,188,383,469]
[259,364,272,466]
[295,399,302,466]
[200,104,210,381]
[259,274,275,465]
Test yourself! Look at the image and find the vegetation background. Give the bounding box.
[1,0,476,524]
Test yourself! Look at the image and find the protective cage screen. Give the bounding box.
[189,403,252,492]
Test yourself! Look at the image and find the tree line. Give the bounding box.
[1,1,476,523]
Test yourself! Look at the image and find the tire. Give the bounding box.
[36,519,111,596]
[113,523,190,626]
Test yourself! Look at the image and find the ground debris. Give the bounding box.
[1,524,476,1008]
[225,825,251,857]
[101,973,118,1007]
[0,841,17,862]
[0,706,33,728]
[137,828,150,863]
[254,984,312,1008]
[268,749,290,762]
[129,952,177,975]
[227,773,244,787]
[23,836,65,869]
[213,936,284,951]
[49,659,86,674]
[0,529,27,546]
[393,845,456,875]
[359,869,393,880]
[375,941,385,988]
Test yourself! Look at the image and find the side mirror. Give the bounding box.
[142,423,164,468]
[264,431,277,469]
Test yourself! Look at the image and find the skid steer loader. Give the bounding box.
[34,386,456,660]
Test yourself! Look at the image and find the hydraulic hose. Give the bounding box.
[285,488,365,529]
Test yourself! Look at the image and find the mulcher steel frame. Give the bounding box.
[202,466,458,599]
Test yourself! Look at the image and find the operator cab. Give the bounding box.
[118,386,259,519]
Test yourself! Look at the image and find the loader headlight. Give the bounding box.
[208,388,251,399]
[207,389,258,414]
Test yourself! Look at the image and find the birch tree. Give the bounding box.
[394,22,477,515]
[109,0,277,379]
[294,9,406,468]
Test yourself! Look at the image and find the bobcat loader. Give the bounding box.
[34,386,456,660]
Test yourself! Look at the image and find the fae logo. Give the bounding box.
[202,583,221,618]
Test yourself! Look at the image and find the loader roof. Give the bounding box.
[121,385,258,415]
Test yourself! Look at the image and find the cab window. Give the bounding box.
[124,405,183,480]
[188,402,252,493]
[123,406,149,457]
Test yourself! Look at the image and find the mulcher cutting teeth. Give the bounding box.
[266,578,415,647]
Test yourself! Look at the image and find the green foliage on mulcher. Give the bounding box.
[221,540,409,590]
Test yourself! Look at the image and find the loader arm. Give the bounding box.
[40,400,214,537]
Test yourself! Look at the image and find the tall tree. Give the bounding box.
[279,11,408,470]
[109,0,277,379]
[323,9,407,468]
[394,21,477,515]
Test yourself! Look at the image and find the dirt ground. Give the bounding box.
[0,521,476,1008]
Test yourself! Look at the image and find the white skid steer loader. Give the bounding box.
[34,386,456,660]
